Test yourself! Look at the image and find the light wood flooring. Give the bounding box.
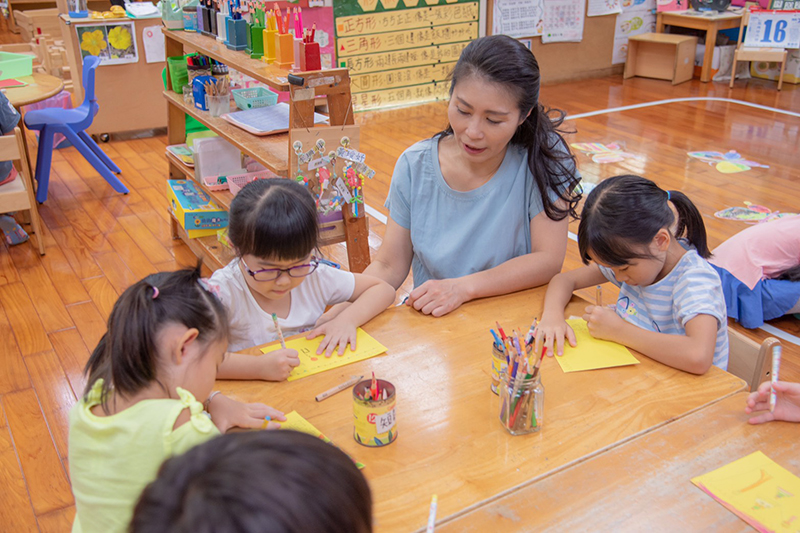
[1,15,799,531]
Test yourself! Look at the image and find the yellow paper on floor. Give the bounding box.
[279,411,365,469]
[261,328,387,381]
[691,451,800,533]
[554,319,639,372]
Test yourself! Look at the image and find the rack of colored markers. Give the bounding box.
[493,320,545,435]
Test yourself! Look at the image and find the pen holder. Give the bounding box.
[182,84,194,106]
[192,75,215,111]
[491,341,531,395]
[226,18,249,50]
[247,23,265,58]
[275,33,294,69]
[304,41,321,71]
[183,6,198,31]
[187,65,210,85]
[353,379,397,447]
[499,371,543,436]
[262,28,277,64]
[206,94,229,117]
[216,12,228,42]
[293,37,302,69]
[196,5,207,34]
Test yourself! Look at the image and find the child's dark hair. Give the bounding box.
[438,35,581,221]
[131,430,373,533]
[228,179,319,261]
[578,175,710,266]
[777,265,800,282]
[83,264,229,410]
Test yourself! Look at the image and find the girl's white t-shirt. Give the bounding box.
[209,259,356,352]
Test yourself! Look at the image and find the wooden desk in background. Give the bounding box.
[225,287,746,532]
[441,392,800,531]
[656,10,743,82]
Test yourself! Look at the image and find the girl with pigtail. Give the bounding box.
[342,35,581,317]
[536,175,728,374]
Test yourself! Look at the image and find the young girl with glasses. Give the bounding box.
[209,179,395,381]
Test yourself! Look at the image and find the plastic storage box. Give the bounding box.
[232,87,279,110]
[0,52,33,81]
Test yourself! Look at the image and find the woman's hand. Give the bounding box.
[534,315,576,357]
[582,305,625,342]
[305,319,357,357]
[406,278,469,317]
[208,394,286,433]
[746,381,800,424]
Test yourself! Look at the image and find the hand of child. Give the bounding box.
[305,319,357,357]
[745,381,800,424]
[534,316,576,357]
[582,305,625,341]
[259,349,300,381]
[314,303,350,328]
[406,278,468,317]
[207,394,286,433]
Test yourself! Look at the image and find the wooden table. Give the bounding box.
[440,392,800,531]
[225,287,746,532]
[656,9,743,82]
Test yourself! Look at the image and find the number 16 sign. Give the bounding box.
[744,10,800,49]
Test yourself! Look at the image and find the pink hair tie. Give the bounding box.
[151,286,159,299]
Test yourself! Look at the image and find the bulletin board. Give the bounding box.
[334,0,481,111]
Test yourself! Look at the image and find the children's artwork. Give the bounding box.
[570,142,640,163]
[555,319,640,373]
[691,451,800,532]
[612,0,655,63]
[261,328,388,381]
[279,411,365,469]
[714,202,798,224]
[542,0,585,43]
[687,150,770,174]
[75,21,138,66]
[587,0,622,17]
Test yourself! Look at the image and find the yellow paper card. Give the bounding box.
[261,328,387,382]
[554,319,639,373]
[279,410,365,469]
[691,451,800,533]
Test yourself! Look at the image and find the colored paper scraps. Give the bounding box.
[555,319,639,373]
[688,150,769,174]
[280,411,364,469]
[692,451,800,533]
[714,202,798,224]
[0,78,28,89]
[261,328,387,382]
[570,142,640,164]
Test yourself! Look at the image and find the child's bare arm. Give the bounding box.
[217,350,300,381]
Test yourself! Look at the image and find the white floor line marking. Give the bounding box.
[565,97,800,121]
[568,231,578,242]
[365,203,388,225]
[757,323,800,347]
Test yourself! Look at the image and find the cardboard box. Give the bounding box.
[694,43,737,80]
[750,49,800,84]
[624,33,699,85]
[167,180,228,238]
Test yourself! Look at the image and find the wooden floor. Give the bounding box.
[1,15,800,531]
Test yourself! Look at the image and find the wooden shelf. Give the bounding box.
[164,90,289,175]
[165,150,235,210]
[170,211,235,271]
[162,28,291,92]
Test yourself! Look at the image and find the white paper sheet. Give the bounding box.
[493,0,544,38]
[542,0,585,43]
[142,25,165,64]
[587,0,622,17]
[612,0,656,64]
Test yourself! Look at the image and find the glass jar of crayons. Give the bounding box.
[353,377,397,447]
[499,368,544,436]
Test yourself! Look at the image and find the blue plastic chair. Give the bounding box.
[24,56,128,203]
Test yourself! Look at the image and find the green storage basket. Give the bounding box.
[161,67,209,136]
[232,87,279,109]
[166,53,197,94]
[0,52,33,81]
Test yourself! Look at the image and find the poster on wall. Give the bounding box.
[611,0,655,64]
[493,0,544,38]
[587,0,622,17]
[334,0,480,111]
[542,0,585,42]
[76,21,138,66]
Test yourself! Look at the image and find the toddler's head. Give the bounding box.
[84,265,229,409]
[131,430,373,533]
[228,179,321,300]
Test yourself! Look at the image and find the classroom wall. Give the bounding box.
[486,0,624,84]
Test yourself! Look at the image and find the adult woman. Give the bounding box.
[365,35,581,316]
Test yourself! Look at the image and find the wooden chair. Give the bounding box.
[727,328,778,391]
[0,127,45,255]
[730,9,789,91]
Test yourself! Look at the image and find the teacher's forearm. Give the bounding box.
[460,252,564,301]
[362,255,411,290]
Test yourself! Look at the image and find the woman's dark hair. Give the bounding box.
[228,179,319,261]
[131,430,373,533]
[578,175,710,266]
[83,264,229,411]
[437,35,581,221]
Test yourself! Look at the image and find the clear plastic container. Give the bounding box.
[205,94,230,117]
[499,371,543,436]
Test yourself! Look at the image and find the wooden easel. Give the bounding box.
[288,70,370,273]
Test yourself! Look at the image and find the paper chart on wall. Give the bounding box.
[612,0,656,64]
[542,0,585,42]
[587,0,622,17]
[691,451,800,533]
[493,0,544,37]
[142,25,165,64]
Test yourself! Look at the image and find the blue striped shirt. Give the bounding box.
[599,249,729,370]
